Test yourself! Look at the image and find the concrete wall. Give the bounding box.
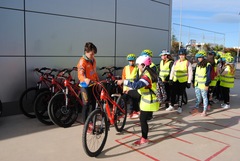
[0,0,172,116]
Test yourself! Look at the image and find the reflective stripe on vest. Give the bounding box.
[123,65,138,91]
[159,60,172,81]
[220,65,235,88]
[194,63,210,89]
[173,60,188,83]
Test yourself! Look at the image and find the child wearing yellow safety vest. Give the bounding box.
[168,48,193,114]
[159,49,174,109]
[219,56,235,109]
[192,50,211,116]
[121,54,140,119]
[116,55,159,146]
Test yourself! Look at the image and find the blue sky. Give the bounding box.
[172,0,240,48]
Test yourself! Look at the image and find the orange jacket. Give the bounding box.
[122,65,138,80]
[77,55,99,82]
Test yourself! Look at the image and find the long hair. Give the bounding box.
[197,58,208,68]
[141,65,158,83]
[207,54,216,66]
[167,55,174,62]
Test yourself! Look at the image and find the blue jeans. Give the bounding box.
[195,87,208,112]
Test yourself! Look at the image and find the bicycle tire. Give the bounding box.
[19,87,48,118]
[34,90,54,125]
[48,92,78,128]
[114,96,127,132]
[82,108,108,157]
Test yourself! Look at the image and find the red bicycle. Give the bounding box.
[48,67,83,128]
[19,67,54,118]
[82,66,127,157]
[33,68,75,125]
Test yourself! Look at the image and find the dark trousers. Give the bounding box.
[221,86,230,105]
[126,90,140,112]
[170,81,186,108]
[80,86,96,123]
[140,111,153,139]
[164,82,171,102]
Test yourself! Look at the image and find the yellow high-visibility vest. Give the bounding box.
[173,60,188,83]
[123,65,138,91]
[137,71,159,112]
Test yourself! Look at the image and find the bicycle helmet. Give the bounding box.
[159,49,170,56]
[208,51,216,56]
[195,50,207,58]
[178,48,187,55]
[226,56,234,64]
[140,49,153,57]
[136,55,152,66]
[126,53,136,61]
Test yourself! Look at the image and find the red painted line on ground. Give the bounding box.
[198,126,240,140]
[115,139,160,161]
[178,152,201,161]
[161,114,240,140]
[204,145,230,161]
[193,133,229,146]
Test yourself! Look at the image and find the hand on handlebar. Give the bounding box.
[115,80,123,86]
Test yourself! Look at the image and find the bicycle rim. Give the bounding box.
[114,96,127,132]
[19,87,38,118]
[48,92,78,127]
[82,109,108,157]
[34,91,53,125]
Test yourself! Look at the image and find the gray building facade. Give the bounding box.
[0,0,172,116]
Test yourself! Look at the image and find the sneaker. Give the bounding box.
[132,137,149,146]
[221,103,226,108]
[177,107,182,114]
[222,104,230,109]
[165,105,174,111]
[130,111,139,119]
[87,123,93,134]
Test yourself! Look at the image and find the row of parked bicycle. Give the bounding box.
[19,66,123,127]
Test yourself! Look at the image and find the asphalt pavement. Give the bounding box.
[0,79,240,161]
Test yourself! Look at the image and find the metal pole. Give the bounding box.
[179,0,182,50]
[237,13,240,63]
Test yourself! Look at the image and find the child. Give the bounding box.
[121,54,140,119]
[159,49,174,109]
[220,55,235,109]
[77,42,99,123]
[116,55,159,146]
[168,48,193,114]
[192,50,211,116]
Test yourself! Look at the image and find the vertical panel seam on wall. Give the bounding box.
[114,0,117,67]
[23,0,27,90]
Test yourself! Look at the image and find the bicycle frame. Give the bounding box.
[94,81,124,125]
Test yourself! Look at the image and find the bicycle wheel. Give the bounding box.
[34,90,54,125]
[19,87,48,118]
[82,108,108,157]
[48,92,78,128]
[114,96,127,132]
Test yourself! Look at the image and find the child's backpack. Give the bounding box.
[149,76,167,103]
